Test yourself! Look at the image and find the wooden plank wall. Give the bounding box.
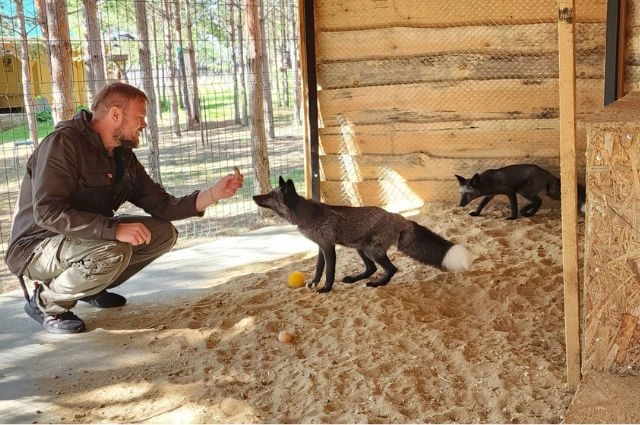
[314,0,607,208]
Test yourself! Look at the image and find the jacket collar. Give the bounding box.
[56,109,107,154]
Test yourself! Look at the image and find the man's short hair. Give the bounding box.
[91,82,148,114]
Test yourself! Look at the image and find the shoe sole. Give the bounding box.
[25,300,86,334]
[43,318,86,334]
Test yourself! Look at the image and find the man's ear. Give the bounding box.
[109,106,122,122]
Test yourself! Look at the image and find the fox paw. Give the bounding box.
[366,281,389,288]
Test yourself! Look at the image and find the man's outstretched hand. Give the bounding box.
[210,166,244,201]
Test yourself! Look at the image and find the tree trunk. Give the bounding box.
[289,0,301,125]
[162,0,181,136]
[259,0,275,140]
[184,0,201,125]
[45,0,75,122]
[230,2,241,125]
[280,0,290,108]
[272,13,282,107]
[152,14,163,120]
[82,0,106,106]
[173,0,193,130]
[135,0,162,184]
[34,0,49,58]
[238,10,248,126]
[14,0,39,146]
[246,0,270,196]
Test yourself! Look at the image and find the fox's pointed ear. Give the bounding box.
[278,176,286,187]
[455,174,465,184]
[470,173,480,186]
[285,179,297,194]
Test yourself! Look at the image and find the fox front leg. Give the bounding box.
[506,193,519,219]
[318,245,337,293]
[308,247,325,289]
[471,195,494,217]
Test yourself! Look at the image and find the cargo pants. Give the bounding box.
[23,216,178,316]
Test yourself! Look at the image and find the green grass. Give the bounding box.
[155,84,237,125]
[0,79,296,144]
[0,121,55,145]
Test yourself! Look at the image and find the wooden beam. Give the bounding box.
[557,0,582,391]
[604,0,627,105]
[616,0,627,99]
[300,0,320,200]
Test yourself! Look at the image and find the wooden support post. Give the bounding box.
[557,0,582,391]
[299,0,320,201]
[604,0,628,105]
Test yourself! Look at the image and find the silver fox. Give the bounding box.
[456,163,587,220]
[253,177,472,293]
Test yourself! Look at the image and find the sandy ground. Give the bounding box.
[38,202,581,423]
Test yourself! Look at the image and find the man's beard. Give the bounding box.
[119,138,138,149]
[113,123,139,149]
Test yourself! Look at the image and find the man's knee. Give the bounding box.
[81,242,133,282]
[152,220,178,254]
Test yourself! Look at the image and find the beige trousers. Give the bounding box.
[24,216,178,315]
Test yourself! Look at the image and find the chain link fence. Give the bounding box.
[0,0,304,292]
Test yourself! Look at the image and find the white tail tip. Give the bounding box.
[442,244,472,272]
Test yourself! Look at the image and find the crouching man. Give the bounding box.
[4,82,244,334]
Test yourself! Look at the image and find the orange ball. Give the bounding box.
[287,271,305,288]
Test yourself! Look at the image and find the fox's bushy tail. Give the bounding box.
[547,177,587,213]
[398,221,472,272]
[547,177,562,200]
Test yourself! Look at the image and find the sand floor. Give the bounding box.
[38,203,582,423]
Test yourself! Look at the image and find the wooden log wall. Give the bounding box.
[582,91,640,374]
[314,0,607,208]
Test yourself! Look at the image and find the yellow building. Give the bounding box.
[0,41,88,111]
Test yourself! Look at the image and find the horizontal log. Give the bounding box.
[319,119,588,155]
[318,51,604,89]
[320,153,568,181]
[319,169,585,206]
[320,179,442,206]
[318,78,603,126]
[315,0,605,31]
[317,23,605,61]
[320,178,521,206]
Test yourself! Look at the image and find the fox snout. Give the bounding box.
[459,192,473,207]
[252,194,272,209]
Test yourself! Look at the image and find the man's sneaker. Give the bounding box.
[24,294,86,334]
[80,290,126,308]
[42,312,86,334]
